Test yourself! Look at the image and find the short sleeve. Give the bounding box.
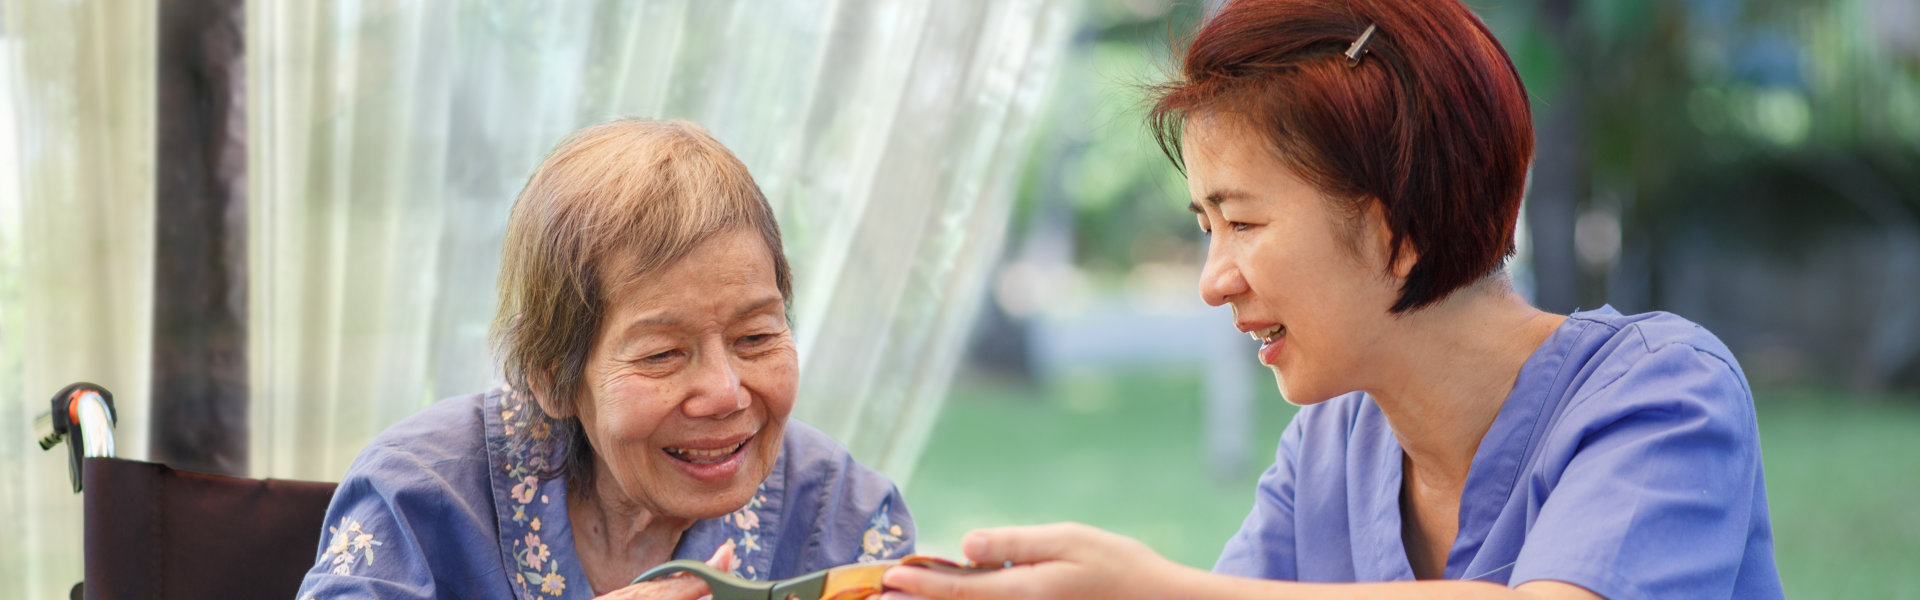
[1512,343,1765,600]
[295,460,439,599]
[1213,417,1301,579]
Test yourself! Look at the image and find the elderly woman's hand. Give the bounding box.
[879,523,1194,600]
[601,540,738,600]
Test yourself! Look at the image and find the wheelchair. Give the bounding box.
[36,383,338,599]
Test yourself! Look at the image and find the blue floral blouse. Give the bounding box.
[296,386,914,599]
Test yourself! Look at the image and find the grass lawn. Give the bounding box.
[1756,386,1920,599]
[907,368,1920,597]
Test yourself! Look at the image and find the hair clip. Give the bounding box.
[1345,24,1378,68]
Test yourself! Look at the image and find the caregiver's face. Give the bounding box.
[1184,117,1402,406]
[576,227,796,519]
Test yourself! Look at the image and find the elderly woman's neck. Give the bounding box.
[1364,277,1565,486]
[568,462,700,594]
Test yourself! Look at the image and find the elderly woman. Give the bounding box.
[882,0,1780,599]
[297,119,912,599]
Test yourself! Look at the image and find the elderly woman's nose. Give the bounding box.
[681,350,750,418]
[1199,246,1248,307]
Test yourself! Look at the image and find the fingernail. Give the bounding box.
[708,539,736,567]
[961,533,987,558]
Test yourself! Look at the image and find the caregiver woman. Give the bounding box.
[298,119,912,599]
[882,0,1781,598]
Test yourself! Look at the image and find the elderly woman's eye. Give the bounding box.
[642,349,681,363]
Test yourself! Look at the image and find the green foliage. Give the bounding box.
[1013,0,1206,277]
[1035,0,1920,278]
[1497,0,1917,225]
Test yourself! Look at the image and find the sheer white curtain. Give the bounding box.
[0,0,1067,596]
[0,0,1067,595]
[0,2,156,597]
[248,0,1073,482]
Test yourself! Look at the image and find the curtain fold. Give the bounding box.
[0,2,157,597]
[0,2,1067,595]
[248,0,1073,485]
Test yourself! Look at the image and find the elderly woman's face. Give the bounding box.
[574,227,796,520]
[1185,118,1406,406]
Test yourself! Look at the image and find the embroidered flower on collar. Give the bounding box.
[539,571,568,596]
[498,388,569,598]
[720,490,770,578]
[857,500,907,562]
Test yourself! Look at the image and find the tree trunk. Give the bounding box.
[1526,0,1591,313]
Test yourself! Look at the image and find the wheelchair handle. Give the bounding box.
[33,382,117,492]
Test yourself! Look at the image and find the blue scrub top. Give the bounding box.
[1215,307,1783,599]
[296,387,913,599]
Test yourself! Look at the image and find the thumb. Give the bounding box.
[616,573,712,600]
[707,538,738,572]
[961,522,1101,565]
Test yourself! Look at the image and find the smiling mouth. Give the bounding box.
[1250,325,1286,343]
[664,438,749,465]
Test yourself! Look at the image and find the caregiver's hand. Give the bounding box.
[881,523,1195,600]
[602,539,738,600]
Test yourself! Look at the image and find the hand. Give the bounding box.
[880,523,1191,600]
[601,539,738,600]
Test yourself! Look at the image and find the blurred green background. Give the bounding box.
[910,0,1920,597]
[911,372,1920,598]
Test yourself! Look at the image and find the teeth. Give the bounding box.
[1247,325,1286,343]
[667,441,744,460]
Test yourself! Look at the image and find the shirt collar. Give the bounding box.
[481,387,785,598]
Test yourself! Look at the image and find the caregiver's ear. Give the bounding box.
[1391,235,1418,280]
[1362,200,1419,280]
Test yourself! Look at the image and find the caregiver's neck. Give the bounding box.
[1364,276,1566,487]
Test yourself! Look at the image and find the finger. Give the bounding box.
[707,538,737,572]
[885,562,1046,600]
[611,572,712,600]
[962,522,1099,565]
[882,564,982,600]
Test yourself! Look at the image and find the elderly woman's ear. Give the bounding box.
[529,368,576,420]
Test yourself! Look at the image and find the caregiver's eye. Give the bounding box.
[1230,221,1254,232]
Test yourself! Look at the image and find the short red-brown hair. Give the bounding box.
[1150,0,1534,312]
